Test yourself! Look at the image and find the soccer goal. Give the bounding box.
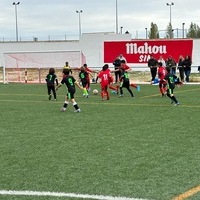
[3,50,86,83]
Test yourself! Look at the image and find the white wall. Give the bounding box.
[0,32,131,69]
[79,32,131,67]
[0,40,80,67]
[0,33,199,72]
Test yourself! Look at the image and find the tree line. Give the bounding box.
[148,22,200,39]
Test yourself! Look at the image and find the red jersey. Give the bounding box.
[85,67,93,73]
[158,67,167,80]
[98,70,112,86]
[121,63,131,71]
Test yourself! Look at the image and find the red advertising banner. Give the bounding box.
[104,40,193,63]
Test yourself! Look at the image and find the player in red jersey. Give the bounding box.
[104,64,119,92]
[120,60,131,72]
[97,64,114,100]
[96,64,118,94]
[157,62,167,97]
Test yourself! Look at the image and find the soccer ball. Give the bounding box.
[93,89,98,95]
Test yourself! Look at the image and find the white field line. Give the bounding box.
[0,190,150,200]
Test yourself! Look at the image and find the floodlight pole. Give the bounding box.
[120,26,123,34]
[76,10,83,39]
[145,28,148,39]
[115,0,118,34]
[13,2,20,42]
[182,23,185,38]
[166,2,174,38]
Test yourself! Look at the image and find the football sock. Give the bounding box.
[53,91,57,99]
[171,96,178,104]
[101,91,104,99]
[63,101,69,108]
[116,85,119,92]
[159,87,164,95]
[83,88,88,96]
[73,102,79,110]
[130,83,137,88]
[109,85,117,91]
[120,87,123,95]
[127,88,134,97]
[83,88,88,95]
[105,91,110,100]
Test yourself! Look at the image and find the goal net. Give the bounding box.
[3,50,86,83]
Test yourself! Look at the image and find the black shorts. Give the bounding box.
[81,80,89,88]
[121,81,130,88]
[67,88,75,99]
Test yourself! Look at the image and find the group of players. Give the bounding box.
[45,60,182,113]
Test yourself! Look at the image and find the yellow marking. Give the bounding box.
[140,94,160,98]
[173,185,200,200]
[0,99,200,108]
[141,87,200,99]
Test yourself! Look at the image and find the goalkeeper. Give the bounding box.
[63,61,72,74]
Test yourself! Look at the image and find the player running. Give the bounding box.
[157,62,167,97]
[79,66,91,98]
[163,67,181,106]
[119,68,134,97]
[56,68,83,112]
[97,64,114,100]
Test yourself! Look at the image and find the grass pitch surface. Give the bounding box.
[0,83,200,200]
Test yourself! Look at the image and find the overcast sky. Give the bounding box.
[0,0,199,41]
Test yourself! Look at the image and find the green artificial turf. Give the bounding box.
[0,83,200,200]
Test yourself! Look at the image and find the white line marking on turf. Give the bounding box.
[0,190,150,200]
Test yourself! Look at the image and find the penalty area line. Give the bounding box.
[0,190,150,200]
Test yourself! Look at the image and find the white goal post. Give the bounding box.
[3,50,86,83]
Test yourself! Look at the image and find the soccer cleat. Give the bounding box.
[119,94,124,98]
[74,109,81,113]
[111,90,117,94]
[60,107,66,112]
[161,93,166,97]
[136,85,140,91]
[174,102,180,106]
[54,99,57,101]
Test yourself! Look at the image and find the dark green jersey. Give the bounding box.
[120,71,130,83]
[79,71,88,82]
[164,73,177,89]
[61,75,76,93]
[46,74,58,86]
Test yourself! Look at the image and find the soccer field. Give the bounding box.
[0,83,200,200]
